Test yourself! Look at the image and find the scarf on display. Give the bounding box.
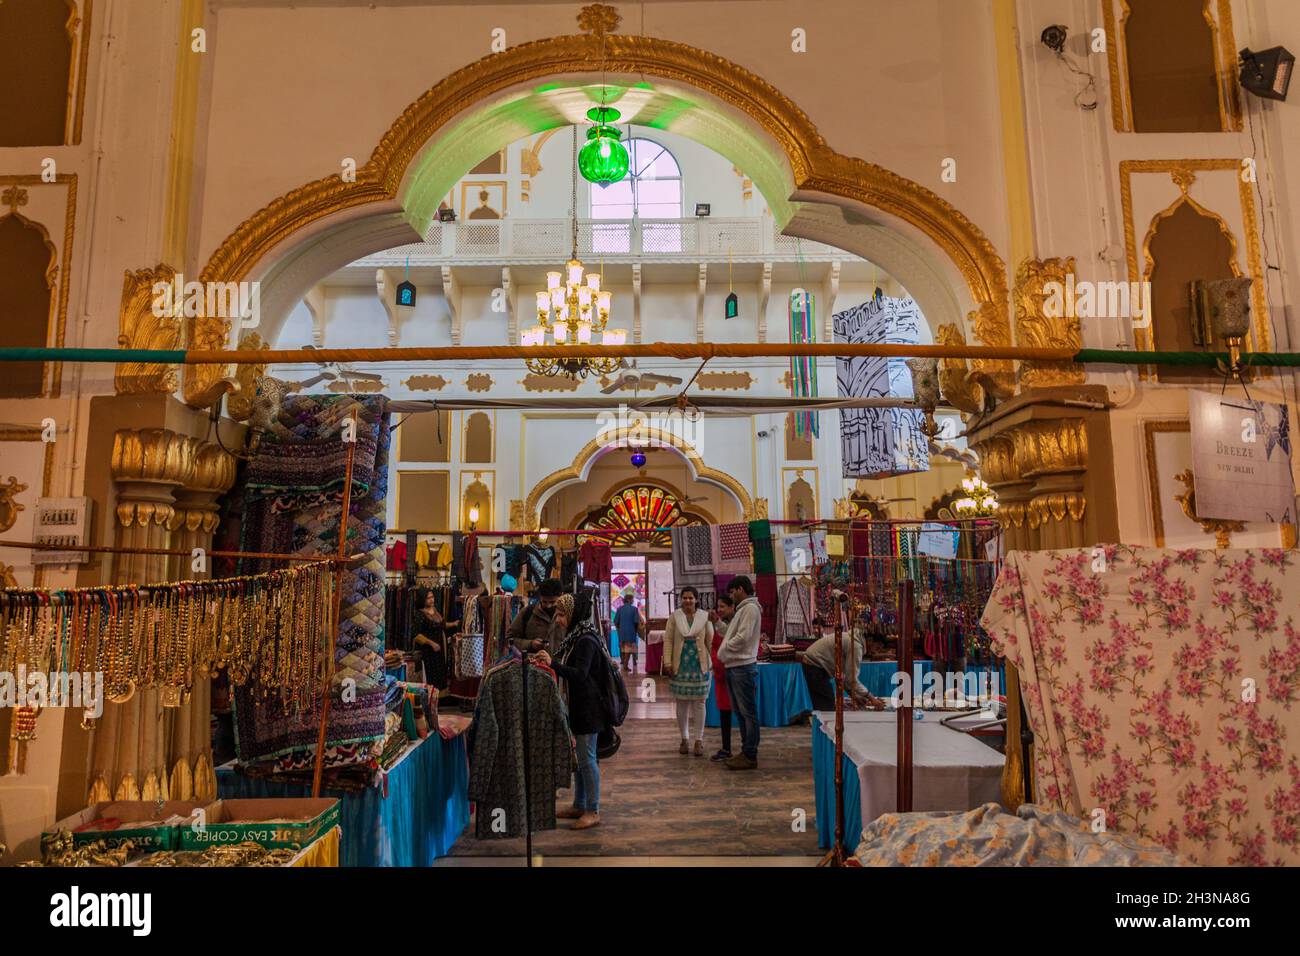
[747,520,777,641]
[672,526,716,605]
[711,523,752,575]
[983,546,1300,867]
[234,394,390,770]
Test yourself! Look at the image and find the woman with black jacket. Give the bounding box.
[537,588,607,830]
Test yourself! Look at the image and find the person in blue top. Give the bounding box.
[612,593,643,673]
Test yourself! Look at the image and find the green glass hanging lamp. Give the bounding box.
[578,106,629,185]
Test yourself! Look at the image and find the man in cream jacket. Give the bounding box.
[716,575,763,769]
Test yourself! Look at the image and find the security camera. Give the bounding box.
[1041,25,1067,54]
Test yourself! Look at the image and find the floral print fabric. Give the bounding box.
[982,546,1300,866]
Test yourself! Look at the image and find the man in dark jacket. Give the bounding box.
[508,578,565,653]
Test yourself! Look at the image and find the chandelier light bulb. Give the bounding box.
[535,291,549,313]
[577,321,593,344]
[550,287,564,309]
[547,271,561,291]
[578,285,592,308]
[596,290,612,315]
[567,259,584,287]
[587,273,601,293]
[553,322,569,343]
[603,328,626,346]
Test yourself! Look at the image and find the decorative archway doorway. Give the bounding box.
[523,424,751,531]
[571,477,717,548]
[186,19,1011,403]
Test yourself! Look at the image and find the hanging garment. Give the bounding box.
[560,549,579,589]
[579,539,613,621]
[435,541,453,569]
[775,577,815,643]
[834,295,930,478]
[414,540,432,570]
[524,544,557,583]
[386,541,408,572]
[468,654,575,839]
[982,546,1300,867]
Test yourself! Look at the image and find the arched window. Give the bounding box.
[464,412,493,463]
[589,138,682,220]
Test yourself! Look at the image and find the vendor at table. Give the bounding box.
[798,630,885,712]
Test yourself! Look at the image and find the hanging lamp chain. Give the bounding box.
[571,124,580,259]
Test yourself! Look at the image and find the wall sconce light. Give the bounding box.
[1240,46,1294,101]
[468,505,480,530]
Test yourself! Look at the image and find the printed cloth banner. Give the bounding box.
[712,523,753,574]
[982,546,1300,866]
[834,295,929,479]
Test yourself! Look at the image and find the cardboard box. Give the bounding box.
[46,801,206,853]
[180,798,340,850]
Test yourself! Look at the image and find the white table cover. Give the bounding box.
[815,710,1004,824]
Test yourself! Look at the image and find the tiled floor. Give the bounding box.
[445,696,823,864]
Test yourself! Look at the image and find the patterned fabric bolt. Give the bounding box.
[983,545,1300,866]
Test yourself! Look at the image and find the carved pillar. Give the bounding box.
[165,441,236,801]
[968,385,1120,810]
[86,429,193,804]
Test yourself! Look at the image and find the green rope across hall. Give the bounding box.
[1072,349,1300,367]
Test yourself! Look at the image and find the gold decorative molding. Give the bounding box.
[404,374,449,392]
[116,265,180,394]
[327,379,384,393]
[196,35,1010,362]
[696,370,754,391]
[0,477,28,533]
[1103,0,1241,133]
[598,374,662,392]
[509,499,538,532]
[1016,420,1088,478]
[523,425,752,523]
[966,301,1015,398]
[1028,492,1086,529]
[0,562,17,588]
[1174,469,1243,548]
[225,331,266,422]
[521,373,580,393]
[577,3,621,37]
[1014,256,1085,388]
[748,497,769,521]
[465,373,492,393]
[1119,159,1269,361]
[934,322,984,413]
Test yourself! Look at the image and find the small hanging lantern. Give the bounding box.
[579,107,629,185]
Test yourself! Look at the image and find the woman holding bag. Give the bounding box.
[663,586,714,756]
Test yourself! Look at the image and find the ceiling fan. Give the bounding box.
[295,344,385,390]
[600,358,683,395]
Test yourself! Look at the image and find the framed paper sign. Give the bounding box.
[1188,390,1295,524]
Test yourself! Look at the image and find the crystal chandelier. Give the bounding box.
[523,125,627,378]
[952,474,999,517]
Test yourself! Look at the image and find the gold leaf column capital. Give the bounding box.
[116,265,181,395]
[1014,256,1085,388]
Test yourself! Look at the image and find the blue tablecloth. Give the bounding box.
[704,662,812,727]
[811,714,863,850]
[217,732,470,867]
[859,661,1006,701]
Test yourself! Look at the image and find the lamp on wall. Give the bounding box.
[468,505,480,530]
[1240,46,1294,101]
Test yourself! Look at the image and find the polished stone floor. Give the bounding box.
[444,679,822,863]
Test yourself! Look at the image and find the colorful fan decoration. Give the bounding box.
[789,288,819,438]
[578,484,695,547]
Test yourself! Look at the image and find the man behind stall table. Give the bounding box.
[797,629,887,713]
[508,578,567,653]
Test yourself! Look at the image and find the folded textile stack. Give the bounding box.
[854,803,1188,867]
[765,643,797,662]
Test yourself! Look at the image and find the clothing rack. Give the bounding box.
[0,538,361,566]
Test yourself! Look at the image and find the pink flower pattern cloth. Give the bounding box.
[982,546,1300,866]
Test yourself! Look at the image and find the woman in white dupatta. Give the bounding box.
[663,586,715,756]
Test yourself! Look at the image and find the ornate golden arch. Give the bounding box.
[197,31,1009,343]
[524,426,752,525]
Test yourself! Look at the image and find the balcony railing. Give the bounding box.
[359,217,852,265]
